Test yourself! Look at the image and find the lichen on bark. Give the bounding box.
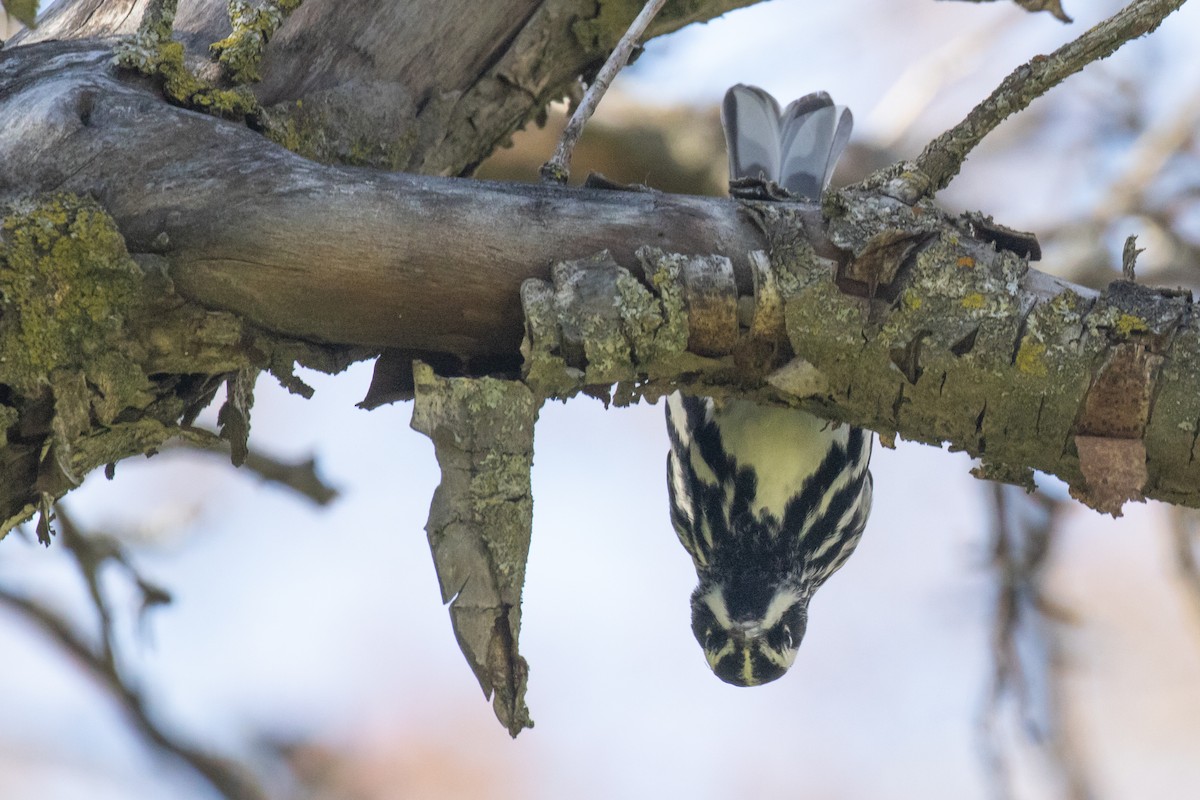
[515,193,1200,515]
[112,0,258,118]
[520,248,729,404]
[409,361,537,737]
[0,195,146,393]
[0,194,360,542]
[210,0,304,84]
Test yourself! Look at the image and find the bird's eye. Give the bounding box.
[704,628,714,649]
[782,625,793,649]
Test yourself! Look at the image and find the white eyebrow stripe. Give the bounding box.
[700,586,734,630]
[760,587,803,628]
[703,585,801,631]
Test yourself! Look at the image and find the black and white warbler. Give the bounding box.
[666,85,873,687]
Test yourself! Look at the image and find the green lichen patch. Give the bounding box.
[0,196,179,538]
[961,292,986,310]
[115,39,258,119]
[1114,313,1149,336]
[211,0,304,85]
[0,196,145,393]
[0,195,372,541]
[629,247,691,367]
[0,196,276,541]
[520,249,726,404]
[779,203,1109,492]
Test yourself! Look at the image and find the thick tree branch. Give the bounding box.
[12,0,760,175]
[4,41,1200,516]
[0,43,763,359]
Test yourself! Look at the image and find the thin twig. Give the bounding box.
[5,505,262,798]
[943,0,1073,22]
[57,506,121,668]
[539,0,667,184]
[56,504,173,633]
[173,426,340,506]
[874,0,1187,202]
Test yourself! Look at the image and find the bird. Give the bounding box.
[665,84,872,687]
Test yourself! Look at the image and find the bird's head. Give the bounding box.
[690,580,807,687]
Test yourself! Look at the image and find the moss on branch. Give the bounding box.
[0,194,362,542]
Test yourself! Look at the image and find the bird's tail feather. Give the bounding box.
[721,84,853,199]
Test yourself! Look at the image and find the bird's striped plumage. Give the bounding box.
[666,85,871,686]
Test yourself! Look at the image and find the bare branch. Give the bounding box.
[171,429,340,507]
[880,0,1187,202]
[943,0,1073,22]
[540,0,667,183]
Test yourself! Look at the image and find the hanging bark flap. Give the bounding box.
[409,361,537,737]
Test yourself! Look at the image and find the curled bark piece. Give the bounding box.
[676,252,738,357]
[519,248,712,398]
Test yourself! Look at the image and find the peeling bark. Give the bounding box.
[519,196,1200,515]
[410,362,537,737]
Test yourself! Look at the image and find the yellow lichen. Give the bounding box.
[1015,338,1048,377]
[900,291,922,311]
[211,0,304,85]
[961,292,986,310]
[1115,313,1149,336]
[0,196,143,391]
[115,39,258,119]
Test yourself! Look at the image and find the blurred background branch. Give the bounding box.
[0,507,268,800]
[980,486,1093,800]
[942,0,1073,23]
